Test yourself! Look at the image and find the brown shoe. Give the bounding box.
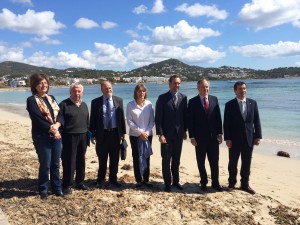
[227,185,235,192]
[240,186,255,195]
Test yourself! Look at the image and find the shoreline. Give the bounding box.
[0,106,300,224]
[1,103,298,159]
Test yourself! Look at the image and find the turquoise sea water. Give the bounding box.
[1,78,299,158]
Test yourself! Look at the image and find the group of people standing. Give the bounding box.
[26,73,262,199]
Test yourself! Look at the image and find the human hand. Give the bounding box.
[140,132,148,141]
[254,138,260,146]
[191,138,197,146]
[159,135,167,144]
[91,137,96,145]
[183,132,187,140]
[53,131,61,140]
[217,134,223,144]
[226,140,232,148]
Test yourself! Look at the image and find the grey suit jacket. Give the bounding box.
[89,95,126,143]
[155,91,187,140]
[223,98,262,147]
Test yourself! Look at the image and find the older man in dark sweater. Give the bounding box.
[59,83,90,194]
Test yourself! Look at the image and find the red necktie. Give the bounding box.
[203,97,209,113]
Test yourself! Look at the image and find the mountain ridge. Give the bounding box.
[0,59,299,80]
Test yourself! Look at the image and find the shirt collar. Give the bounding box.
[69,97,82,106]
[199,94,208,99]
[236,97,246,102]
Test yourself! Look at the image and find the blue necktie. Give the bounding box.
[106,98,112,129]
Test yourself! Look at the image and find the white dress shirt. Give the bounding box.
[126,99,155,137]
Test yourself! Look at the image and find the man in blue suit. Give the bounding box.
[188,79,223,192]
[155,75,187,192]
[223,81,262,194]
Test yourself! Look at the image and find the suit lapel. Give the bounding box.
[99,96,104,117]
[112,96,118,108]
[245,99,251,121]
[207,96,214,116]
[168,91,176,109]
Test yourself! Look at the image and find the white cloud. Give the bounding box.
[137,23,152,31]
[21,42,128,69]
[93,43,128,67]
[292,20,300,28]
[11,0,33,7]
[20,42,32,48]
[124,40,225,67]
[126,30,140,38]
[175,3,228,20]
[133,0,165,14]
[133,5,148,14]
[74,18,99,29]
[0,9,65,36]
[31,35,61,45]
[152,20,220,46]
[24,51,96,69]
[101,21,118,29]
[151,0,165,14]
[230,41,300,57]
[0,43,24,62]
[238,0,300,30]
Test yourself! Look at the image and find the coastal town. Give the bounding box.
[1,59,300,88]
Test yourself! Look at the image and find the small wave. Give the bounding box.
[262,138,300,147]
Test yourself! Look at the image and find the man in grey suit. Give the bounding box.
[223,81,262,194]
[90,81,126,188]
[155,75,187,192]
[188,79,223,192]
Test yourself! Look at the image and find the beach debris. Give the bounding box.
[277,151,290,158]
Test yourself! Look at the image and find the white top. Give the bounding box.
[126,99,155,137]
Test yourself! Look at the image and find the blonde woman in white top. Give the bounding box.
[126,84,155,188]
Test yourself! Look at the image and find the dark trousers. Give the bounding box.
[228,138,253,187]
[61,133,87,188]
[130,135,153,183]
[161,130,183,186]
[96,129,120,182]
[33,134,62,194]
[195,140,220,187]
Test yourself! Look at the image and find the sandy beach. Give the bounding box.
[0,105,299,225]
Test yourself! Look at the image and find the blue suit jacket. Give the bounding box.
[155,91,187,140]
[223,98,262,147]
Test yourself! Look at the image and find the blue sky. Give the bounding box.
[1,0,300,71]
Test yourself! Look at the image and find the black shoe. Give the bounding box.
[172,183,184,190]
[212,185,224,192]
[200,185,207,192]
[95,180,105,188]
[135,182,142,188]
[40,193,48,199]
[227,185,235,192]
[76,183,90,191]
[143,181,153,188]
[63,187,72,195]
[54,191,64,197]
[240,186,256,195]
[164,185,171,192]
[109,180,122,187]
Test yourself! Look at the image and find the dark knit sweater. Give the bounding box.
[59,98,89,134]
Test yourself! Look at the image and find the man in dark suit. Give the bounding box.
[155,75,187,192]
[223,81,262,194]
[188,79,223,192]
[89,81,126,187]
